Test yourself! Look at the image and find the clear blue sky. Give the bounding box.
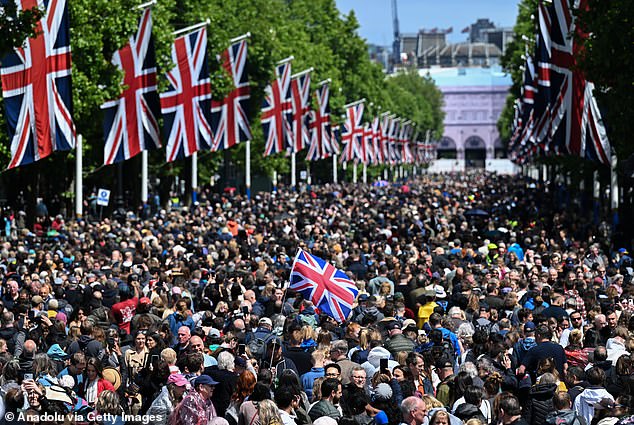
[335,0,521,46]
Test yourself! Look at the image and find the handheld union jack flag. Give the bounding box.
[289,249,359,323]
[261,61,293,157]
[210,37,252,151]
[160,27,212,162]
[102,8,161,166]
[289,71,311,153]
[340,101,365,164]
[1,0,75,169]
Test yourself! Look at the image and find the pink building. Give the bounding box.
[421,66,511,168]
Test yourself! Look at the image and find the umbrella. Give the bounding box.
[464,208,490,217]
[373,180,389,187]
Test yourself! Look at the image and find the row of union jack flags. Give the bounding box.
[0,1,427,170]
[0,3,252,169]
[260,60,432,166]
[508,0,612,166]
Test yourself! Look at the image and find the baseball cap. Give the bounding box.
[402,319,417,330]
[193,375,218,386]
[619,248,629,255]
[436,358,453,369]
[167,374,190,388]
[259,317,273,327]
[386,321,401,331]
[524,321,536,332]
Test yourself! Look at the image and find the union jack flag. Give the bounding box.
[261,61,292,157]
[160,27,212,162]
[1,0,75,169]
[543,0,610,164]
[362,123,373,165]
[330,124,341,155]
[102,8,161,166]
[307,83,332,160]
[210,37,252,151]
[340,102,364,164]
[380,115,390,162]
[289,249,359,323]
[371,116,383,164]
[289,71,311,153]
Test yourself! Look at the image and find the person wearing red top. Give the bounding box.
[110,284,139,334]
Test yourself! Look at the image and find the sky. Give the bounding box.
[335,0,521,46]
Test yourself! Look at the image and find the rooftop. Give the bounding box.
[419,65,512,88]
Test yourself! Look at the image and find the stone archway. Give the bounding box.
[464,135,486,168]
[437,136,457,159]
[494,138,507,158]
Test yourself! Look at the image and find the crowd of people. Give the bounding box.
[0,172,632,425]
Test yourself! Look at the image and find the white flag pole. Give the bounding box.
[141,150,148,204]
[362,163,367,184]
[246,140,251,199]
[333,154,338,184]
[172,19,210,36]
[291,152,297,190]
[75,134,83,218]
[610,153,619,226]
[353,162,358,183]
[191,152,198,203]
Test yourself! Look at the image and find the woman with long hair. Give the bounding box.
[239,381,272,425]
[564,329,588,368]
[256,400,283,425]
[80,357,115,406]
[227,371,257,425]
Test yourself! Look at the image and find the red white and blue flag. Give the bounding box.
[102,8,161,165]
[261,61,292,157]
[371,116,383,164]
[210,37,252,151]
[160,27,212,162]
[1,0,75,169]
[543,0,610,164]
[289,71,311,153]
[289,249,359,323]
[307,83,332,160]
[363,123,373,165]
[340,101,364,163]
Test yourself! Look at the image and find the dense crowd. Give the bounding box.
[0,172,632,425]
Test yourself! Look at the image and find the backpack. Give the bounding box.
[247,332,275,360]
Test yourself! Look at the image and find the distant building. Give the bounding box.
[420,66,512,168]
[419,41,503,68]
[482,27,514,54]
[469,18,496,43]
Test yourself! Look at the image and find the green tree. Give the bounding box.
[0,2,43,57]
[574,0,634,160]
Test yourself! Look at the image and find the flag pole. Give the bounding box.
[75,134,83,218]
[333,154,338,184]
[291,152,297,190]
[172,19,210,36]
[230,32,251,43]
[141,151,148,204]
[306,162,311,185]
[318,78,331,86]
[291,67,314,79]
[610,153,619,227]
[352,162,357,183]
[134,0,156,9]
[272,170,278,192]
[344,98,366,108]
[277,56,294,65]
[246,140,251,199]
[191,152,198,204]
[362,163,367,184]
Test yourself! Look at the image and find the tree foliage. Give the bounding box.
[574,0,634,160]
[0,0,444,202]
[0,2,43,57]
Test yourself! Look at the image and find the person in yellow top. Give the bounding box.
[417,290,438,329]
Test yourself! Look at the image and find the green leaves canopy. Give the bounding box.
[0,0,443,183]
